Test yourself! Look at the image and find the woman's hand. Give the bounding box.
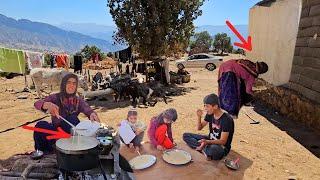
[157,145,165,151]
[90,113,100,122]
[43,102,60,117]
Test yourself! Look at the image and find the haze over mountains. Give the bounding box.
[0,14,123,53]
[0,13,248,53]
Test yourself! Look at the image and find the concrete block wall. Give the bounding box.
[289,0,320,103]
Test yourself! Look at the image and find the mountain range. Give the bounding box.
[0,14,123,53]
[59,23,248,45]
[0,13,248,54]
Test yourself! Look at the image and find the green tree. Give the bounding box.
[80,45,105,62]
[213,33,232,55]
[108,0,205,61]
[233,48,246,55]
[190,31,213,54]
[107,52,114,58]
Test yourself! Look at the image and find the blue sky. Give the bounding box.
[0,0,261,26]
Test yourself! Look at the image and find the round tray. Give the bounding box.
[162,149,192,165]
[129,155,157,170]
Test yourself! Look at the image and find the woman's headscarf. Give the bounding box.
[58,73,80,116]
[60,73,78,98]
[154,108,178,124]
[257,62,268,74]
[237,59,268,77]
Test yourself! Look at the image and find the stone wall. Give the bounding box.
[288,0,320,103]
[254,79,320,132]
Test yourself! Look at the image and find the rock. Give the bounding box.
[240,139,249,144]
[285,170,290,173]
[17,95,28,99]
[6,88,13,92]
[288,175,297,180]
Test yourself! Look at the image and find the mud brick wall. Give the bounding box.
[289,0,320,103]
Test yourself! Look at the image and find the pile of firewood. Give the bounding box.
[83,58,117,70]
[0,154,58,179]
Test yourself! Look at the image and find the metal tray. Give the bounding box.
[129,154,157,170]
[162,149,192,165]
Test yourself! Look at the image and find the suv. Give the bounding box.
[176,53,223,71]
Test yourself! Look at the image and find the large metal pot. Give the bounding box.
[55,136,100,171]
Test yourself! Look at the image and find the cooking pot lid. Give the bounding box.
[56,136,99,151]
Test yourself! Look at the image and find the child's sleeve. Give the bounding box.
[137,121,147,131]
[147,118,159,147]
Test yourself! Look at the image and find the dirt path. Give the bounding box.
[0,61,319,179]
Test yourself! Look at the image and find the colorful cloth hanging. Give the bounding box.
[0,47,25,74]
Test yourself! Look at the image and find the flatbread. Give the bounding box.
[162,149,192,165]
[75,120,100,137]
[56,136,98,151]
[129,155,156,170]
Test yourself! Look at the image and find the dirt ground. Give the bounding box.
[0,55,320,179]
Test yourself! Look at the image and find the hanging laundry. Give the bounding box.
[64,54,69,70]
[118,47,132,63]
[73,55,83,73]
[50,54,56,68]
[56,54,69,69]
[56,54,66,68]
[25,51,44,70]
[0,47,25,74]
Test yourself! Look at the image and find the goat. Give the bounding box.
[30,68,88,99]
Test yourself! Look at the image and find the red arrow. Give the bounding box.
[226,20,252,51]
[22,125,71,140]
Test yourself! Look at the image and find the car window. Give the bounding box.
[199,55,209,59]
[188,56,194,60]
[193,55,201,59]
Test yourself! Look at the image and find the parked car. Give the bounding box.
[176,53,223,71]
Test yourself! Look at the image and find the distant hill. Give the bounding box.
[59,23,248,47]
[58,23,117,42]
[0,14,123,53]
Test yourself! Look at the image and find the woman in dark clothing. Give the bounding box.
[33,73,100,152]
[125,64,130,75]
[218,59,268,118]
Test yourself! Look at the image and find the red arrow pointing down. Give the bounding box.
[22,125,71,140]
[226,20,252,51]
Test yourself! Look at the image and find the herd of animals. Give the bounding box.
[29,68,168,107]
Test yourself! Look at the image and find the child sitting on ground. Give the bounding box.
[119,108,146,151]
[148,108,178,151]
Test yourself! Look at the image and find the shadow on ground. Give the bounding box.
[252,101,320,158]
[86,85,198,112]
[121,142,252,180]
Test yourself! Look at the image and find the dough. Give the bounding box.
[162,150,191,165]
[75,120,100,137]
[56,136,98,151]
[129,155,156,169]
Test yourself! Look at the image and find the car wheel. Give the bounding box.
[177,64,185,70]
[206,63,216,71]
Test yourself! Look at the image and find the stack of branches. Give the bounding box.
[83,59,117,70]
[0,154,58,180]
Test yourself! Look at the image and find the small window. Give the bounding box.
[201,55,209,59]
[188,56,194,60]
